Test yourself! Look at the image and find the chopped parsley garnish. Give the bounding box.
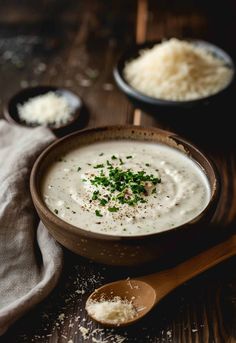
[88,157,161,212]
[54,209,58,214]
[145,163,150,167]
[126,156,133,159]
[100,198,108,206]
[92,190,100,200]
[77,167,82,172]
[99,153,104,156]
[108,206,119,212]
[111,155,117,160]
[95,210,103,217]
[94,164,104,169]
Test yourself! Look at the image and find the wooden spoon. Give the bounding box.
[86,234,236,327]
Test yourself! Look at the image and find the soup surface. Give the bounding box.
[42,140,211,236]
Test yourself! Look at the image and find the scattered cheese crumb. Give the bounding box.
[192,328,198,333]
[58,313,65,322]
[79,326,89,339]
[17,91,74,126]
[75,289,85,295]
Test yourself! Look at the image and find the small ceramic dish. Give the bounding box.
[30,126,220,267]
[113,39,235,116]
[4,86,83,136]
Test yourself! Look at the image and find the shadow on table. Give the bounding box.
[142,100,236,153]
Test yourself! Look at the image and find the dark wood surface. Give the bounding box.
[1,1,236,342]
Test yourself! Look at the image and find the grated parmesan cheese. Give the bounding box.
[17,91,74,126]
[86,296,137,325]
[79,326,89,339]
[124,38,233,101]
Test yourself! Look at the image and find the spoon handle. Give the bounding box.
[141,234,236,301]
[173,234,236,284]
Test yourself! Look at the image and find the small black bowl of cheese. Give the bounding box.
[4,86,83,136]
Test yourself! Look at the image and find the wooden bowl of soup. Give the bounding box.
[30,126,220,266]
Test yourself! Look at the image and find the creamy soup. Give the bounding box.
[42,140,211,236]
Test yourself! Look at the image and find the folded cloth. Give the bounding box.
[0,120,63,335]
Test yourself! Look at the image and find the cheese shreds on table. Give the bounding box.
[86,297,137,325]
[17,91,73,126]
[124,38,233,101]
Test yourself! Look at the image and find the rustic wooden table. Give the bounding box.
[1,0,236,342]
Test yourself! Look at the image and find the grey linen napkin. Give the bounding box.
[0,120,63,335]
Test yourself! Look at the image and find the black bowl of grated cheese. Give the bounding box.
[114,38,235,128]
[4,86,83,136]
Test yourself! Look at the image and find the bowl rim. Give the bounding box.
[113,38,235,107]
[3,85,82,132]
[30,125,220,242]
